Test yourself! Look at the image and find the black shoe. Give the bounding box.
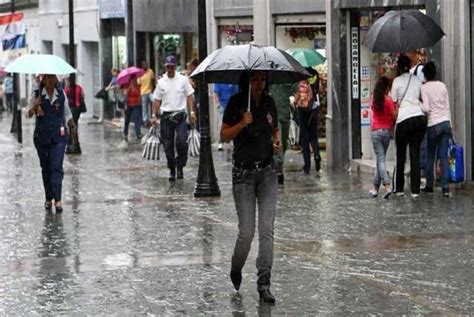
[258,289,276,304]
[421,186,434,193]
[442,188,450,197]
[315,158,321,172]
[230,269,242,291]
[169,168,176,182]
[44,201,52,210]
[277,174,284,185]
[303,167,310,175]
[177,168,183,179]
[136,134,144,139]
[55,205,63,213]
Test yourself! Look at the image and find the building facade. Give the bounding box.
[38,0,102,119]
[207,0,327,142]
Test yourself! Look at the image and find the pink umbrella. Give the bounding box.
[116,66,145,85]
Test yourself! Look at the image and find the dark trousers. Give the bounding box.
[394,115,427,194]
[298,109,320,172]
[124,105,142,137]
[35,142,67,202]
[274,119,289,174]
[6,93,14,113]
[68,107,81,148]
[160,117,188,169]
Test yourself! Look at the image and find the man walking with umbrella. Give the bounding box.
[151,55,196,181]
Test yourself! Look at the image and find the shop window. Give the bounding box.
[219,25,253,47]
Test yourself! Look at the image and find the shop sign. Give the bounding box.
[351,27,359,99]
[99,0,125,19]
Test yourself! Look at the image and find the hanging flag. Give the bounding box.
[0,12,27,69]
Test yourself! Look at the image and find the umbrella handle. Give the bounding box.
[247,82,251,112]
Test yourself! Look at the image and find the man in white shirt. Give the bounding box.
[151,55,196,181]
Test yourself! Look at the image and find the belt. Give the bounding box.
[233,159,272,171]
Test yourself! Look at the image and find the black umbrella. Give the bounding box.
[364,10,445,53]
[190,44,310,111]
[190,44,311,84]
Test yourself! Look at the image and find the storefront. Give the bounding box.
[273,14,327,138]
[326,1,446,171]
[348,9,425,162]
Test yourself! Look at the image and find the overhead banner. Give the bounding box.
[0,12,27,69]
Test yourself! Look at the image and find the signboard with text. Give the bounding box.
[351,27,359,99]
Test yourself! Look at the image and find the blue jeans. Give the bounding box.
[231,165,277,290]
[124,105,142,137]
[371,129,392,187]
[35,142,67,202]
[141,94,151,122]
[426,121,450,189]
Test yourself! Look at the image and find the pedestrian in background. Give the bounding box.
[213,83,238,150]
[293,68,321,175]
[391,54,427,198]
[221,71,281,304]
[420,61,452,197]
[106,68,120,118]
[369,76,396,198]
[269,83,293,184]
[64,77,85,154]
[185,58,200,130]
[151,55,196,181]
[123,75,143,141]
[138,61,155,127]
[3,73,14,113]
[406,50,428,178]
[26,74,76,213]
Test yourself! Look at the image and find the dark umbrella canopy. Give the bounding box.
[364,10,445,53]
[190,44,311,84]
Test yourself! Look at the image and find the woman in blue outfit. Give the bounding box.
[26,74,76,213]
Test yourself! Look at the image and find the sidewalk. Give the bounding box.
[1,114,473,315]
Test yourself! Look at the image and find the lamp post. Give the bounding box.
[9,0,21,144]
[194,0,220,197]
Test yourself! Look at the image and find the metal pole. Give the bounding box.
[66,0,78,153]
[126,0,134,66]
[194,0,220,197]
[9,0,21,143]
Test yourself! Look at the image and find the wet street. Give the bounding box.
[1,114,473,315]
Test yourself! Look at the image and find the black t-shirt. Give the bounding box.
[223,91,278,164]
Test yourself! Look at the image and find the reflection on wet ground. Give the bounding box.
[0,117,473,315]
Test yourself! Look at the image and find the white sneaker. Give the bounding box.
[411,193,420,198]
[394,192,405,197]
[368,189,378,198]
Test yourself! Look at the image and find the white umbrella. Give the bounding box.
[5,54,76,75]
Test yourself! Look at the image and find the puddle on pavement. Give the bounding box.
[281,232,474,255]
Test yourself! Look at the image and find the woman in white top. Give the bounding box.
[390,55,427,197]
[420,62,452,197]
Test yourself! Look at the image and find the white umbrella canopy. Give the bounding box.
[5,54,76,75]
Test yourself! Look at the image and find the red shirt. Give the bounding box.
[370,96,396,130]
[126,84,141,106]
[64,84,83,107]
